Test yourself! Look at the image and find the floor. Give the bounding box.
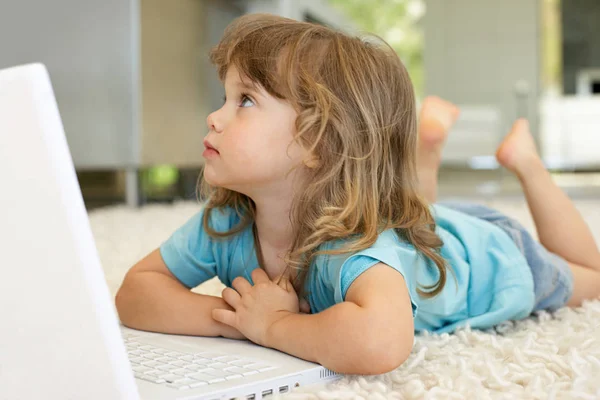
[91,193,600,399]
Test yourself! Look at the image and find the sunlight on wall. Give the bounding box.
[328,0,425,97]
[542,0,562,95]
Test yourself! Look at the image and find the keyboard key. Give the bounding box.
[229,359,255,367]
[171,368,189,376]
[167,383,190,390]
[224,366,259,376]
[135,373,166,384]
[192,358,212,366]
[187,372,214,383]
[151,348,170,355]
[182,370,200,378]
[165,351,186,358]
[184,364,204,372]
[214,356,241,363]
[179,355,194,362]
[140,360,162,368]
[159,374,187,383]
[141,353,160,360]
[129,357,144,365]
[207,362,229,369]
[157,365,179,372]
[174,378,197,386]
[128,350,143,356]
[195,352,228,359]
[201,368,239,378]
[244,363,276,372]
[224,374,243,381]
[169,360,188,367]
[132,366,153,374]
[138,345,156,351]
[190,381,208,388]
[154,356,173,363]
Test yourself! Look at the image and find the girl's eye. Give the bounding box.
[239,94,255,108]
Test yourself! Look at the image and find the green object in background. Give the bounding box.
[328,0,424,97]
[144,165,179,190]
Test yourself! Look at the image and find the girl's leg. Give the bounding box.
[496,119,600,306]
[417,96,460,203]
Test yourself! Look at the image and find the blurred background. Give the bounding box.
[1,0,598,209]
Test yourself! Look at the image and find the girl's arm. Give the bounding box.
[267,264,414,375]
[115,249,244,339]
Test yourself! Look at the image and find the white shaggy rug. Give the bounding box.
[90,198,600,399]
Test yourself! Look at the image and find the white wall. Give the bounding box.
[424,0,541,166]
[246,0,354,31]
[0,0,139,169]
[540,96,600,169]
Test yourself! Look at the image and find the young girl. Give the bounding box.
[115,14,600,376]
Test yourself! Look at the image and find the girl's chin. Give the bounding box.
[202,175,229,190]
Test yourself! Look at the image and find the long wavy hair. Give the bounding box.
[199,13,449,299]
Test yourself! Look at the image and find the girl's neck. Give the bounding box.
[247,170,309,277]
[254,204,295,252]
[249,174,307,252]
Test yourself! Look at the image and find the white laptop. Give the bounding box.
[0,64,341,400]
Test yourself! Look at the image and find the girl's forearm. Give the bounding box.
[266,302,409,375]
[115,271,242,338]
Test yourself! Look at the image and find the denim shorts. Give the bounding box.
[439,201,574,312]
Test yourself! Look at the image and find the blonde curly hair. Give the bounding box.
[199,13,448,299]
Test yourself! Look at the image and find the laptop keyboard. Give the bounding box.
[124,333,278,391]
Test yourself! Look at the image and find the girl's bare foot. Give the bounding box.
[418,96,461,155]
[496,119,543,177]
[417,96,460,203]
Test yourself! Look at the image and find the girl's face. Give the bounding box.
[202,66,308,196]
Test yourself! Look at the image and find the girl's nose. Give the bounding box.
[206,109,224,133]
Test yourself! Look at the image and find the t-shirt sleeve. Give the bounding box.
[159,207,230,289]
[323,246,420,317]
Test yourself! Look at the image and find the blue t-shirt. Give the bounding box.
[159,204,534,334]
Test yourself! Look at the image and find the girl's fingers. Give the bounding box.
[251,267,270,284]
[232,276,252,295]
[222,287,241,309]
[212,308,236,327]
[274,275,296,293]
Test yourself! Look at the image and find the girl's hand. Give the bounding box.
[218,323,247,340]
[212,268,300,347]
